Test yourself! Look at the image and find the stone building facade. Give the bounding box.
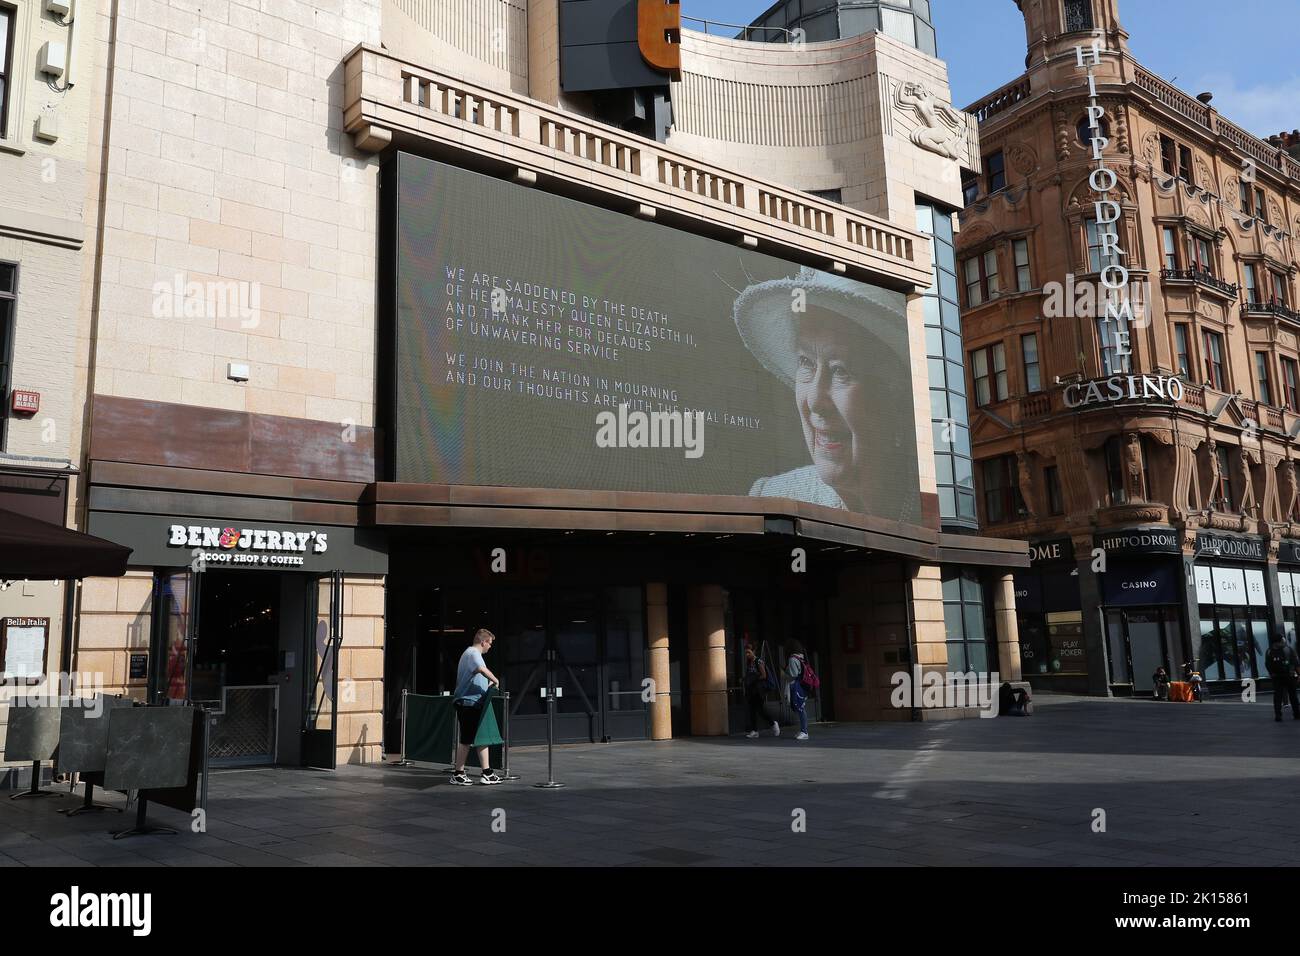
[5,0,1027,777]
[0,0,98,774]
[959,0,1300,695]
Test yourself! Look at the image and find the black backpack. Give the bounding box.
[1267,644,1293,676]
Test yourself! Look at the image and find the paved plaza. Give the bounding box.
[2,695,1298,867]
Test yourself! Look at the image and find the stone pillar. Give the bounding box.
[992,573,1023,682]
[687,585,729,736]
[336,575,386,766]
[910,562,949,684]
[646,582,671,740]
[1265,556,1286,642]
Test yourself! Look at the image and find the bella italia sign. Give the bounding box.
[1063,373,1185,409]
[1077,38,1134,368]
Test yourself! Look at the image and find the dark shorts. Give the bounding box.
[455,700,485,744]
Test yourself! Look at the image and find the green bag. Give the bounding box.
[472,687,504,748]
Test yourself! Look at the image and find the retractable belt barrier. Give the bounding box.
[400,690,513,776]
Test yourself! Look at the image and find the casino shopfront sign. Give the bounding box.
[1062,374,1185,410]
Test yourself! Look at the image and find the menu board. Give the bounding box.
[2,617,49,681]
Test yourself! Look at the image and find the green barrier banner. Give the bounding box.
[404,691,508,770]
[404,693,455,764]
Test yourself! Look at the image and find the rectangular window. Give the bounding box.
[1283,357,1300,412]
[1045,465,1064,516]
[0,261,14,449]
[1203,330,1226,390]
[1178,145,1193,182]
[1086,217,1118,273]
[981,456,1020,523]
[1162,227,1178,270]
[983,249,999,297]
[1186,235,1215,276]
[1013,238,1031,290]
[1159,135,1176,176]
[986,151,1006,194]
[1271,270,1289,307]
[971,343,1007,406]
[1105,437,1132,505]
[1256,352,1274,406]
[1097,317,1127,375]
[962,251,999,306]
[1255,188,1267,222]
[961,171,979,206]
[1174,324,1191,378]
[1240,179,1251,214]
[1244,263,1259,304]
[963,256,983,307]
[0,6,12,139]
[1021,333,1041,393]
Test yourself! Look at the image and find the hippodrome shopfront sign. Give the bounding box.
[1063,374,1185,409]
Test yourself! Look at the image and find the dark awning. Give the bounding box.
[0,509,132,579]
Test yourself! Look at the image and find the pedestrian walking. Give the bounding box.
[1265,632,1300,723]
[743,642,780,738]
[786,640,817,741]
[450,628,503,785]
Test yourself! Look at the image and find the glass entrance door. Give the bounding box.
[415,585,649,746]
[550,589,601,742]
[302,571,343,769]
[1106,606,1179,693]
[1125,610,1171,693]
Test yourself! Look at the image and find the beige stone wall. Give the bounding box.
[74,570,155,701]
[670,30,974,228]
[334,575,385,765]
[383,0,528,95]
[1,0,97,465]
[81,0,383,427]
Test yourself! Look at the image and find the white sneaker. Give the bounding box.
[796,731,809,741]
[745,731,759,739]
[771,722,781,737]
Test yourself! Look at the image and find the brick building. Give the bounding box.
[958,0,1300,695]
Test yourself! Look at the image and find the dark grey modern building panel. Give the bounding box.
[560,0,668,92]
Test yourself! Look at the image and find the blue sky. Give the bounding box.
[680,0,1300,137]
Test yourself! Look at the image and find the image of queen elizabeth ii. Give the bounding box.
[732,267,916,518]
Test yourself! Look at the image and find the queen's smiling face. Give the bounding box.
[794,308,871,510]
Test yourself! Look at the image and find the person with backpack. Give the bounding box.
[743,642,780,738]
[785,640,820,741]
[1265,632,1300,723]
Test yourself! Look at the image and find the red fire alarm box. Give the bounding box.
[11,390,40,415]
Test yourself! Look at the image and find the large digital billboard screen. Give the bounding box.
[390,153,922,524]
